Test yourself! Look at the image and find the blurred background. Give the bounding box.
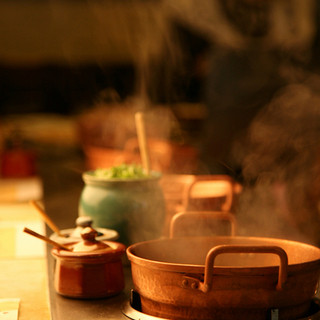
[1,0,320,244]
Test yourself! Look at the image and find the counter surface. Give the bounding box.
[0,201,49,320]
[40,150,132,320]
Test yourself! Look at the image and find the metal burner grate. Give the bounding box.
[122,290,320,320]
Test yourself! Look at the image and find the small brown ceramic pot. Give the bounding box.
[51,227,126,299]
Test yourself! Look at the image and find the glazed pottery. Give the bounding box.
[50,216,118,244]
[79,171,166,245]
[51,227,126,299]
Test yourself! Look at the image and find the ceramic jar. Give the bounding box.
[79,171,166,246]
[51,227,126,299]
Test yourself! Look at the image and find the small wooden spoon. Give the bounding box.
[30,200,65,237]
[23,227,71,251]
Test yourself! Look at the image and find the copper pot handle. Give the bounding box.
[182,245,288,293]
[170,211,237,238]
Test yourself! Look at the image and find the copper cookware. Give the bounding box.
[52,226,125,299]
[127,212,320,320]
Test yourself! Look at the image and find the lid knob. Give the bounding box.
[71,226,110,252]
[81,226,98,241]
[76,216,93,228]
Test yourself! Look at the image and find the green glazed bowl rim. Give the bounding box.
[82,170,162,183]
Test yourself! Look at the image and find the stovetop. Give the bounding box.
[121,289,320,320]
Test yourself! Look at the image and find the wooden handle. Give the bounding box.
[30,200,62,237]
[135,112,150,175]
[23,227,71,251]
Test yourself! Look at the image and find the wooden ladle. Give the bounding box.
[23,227,71,251]
[135,111,151,175]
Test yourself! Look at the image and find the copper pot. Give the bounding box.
[52,227,126,299]
[127,213,320,320]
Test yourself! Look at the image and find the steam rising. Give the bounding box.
[46,1,320,245]
[237,75,320,246]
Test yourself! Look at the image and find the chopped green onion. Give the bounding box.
[92,164,149,179]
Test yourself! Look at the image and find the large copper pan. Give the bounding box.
[127,213,320,320]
